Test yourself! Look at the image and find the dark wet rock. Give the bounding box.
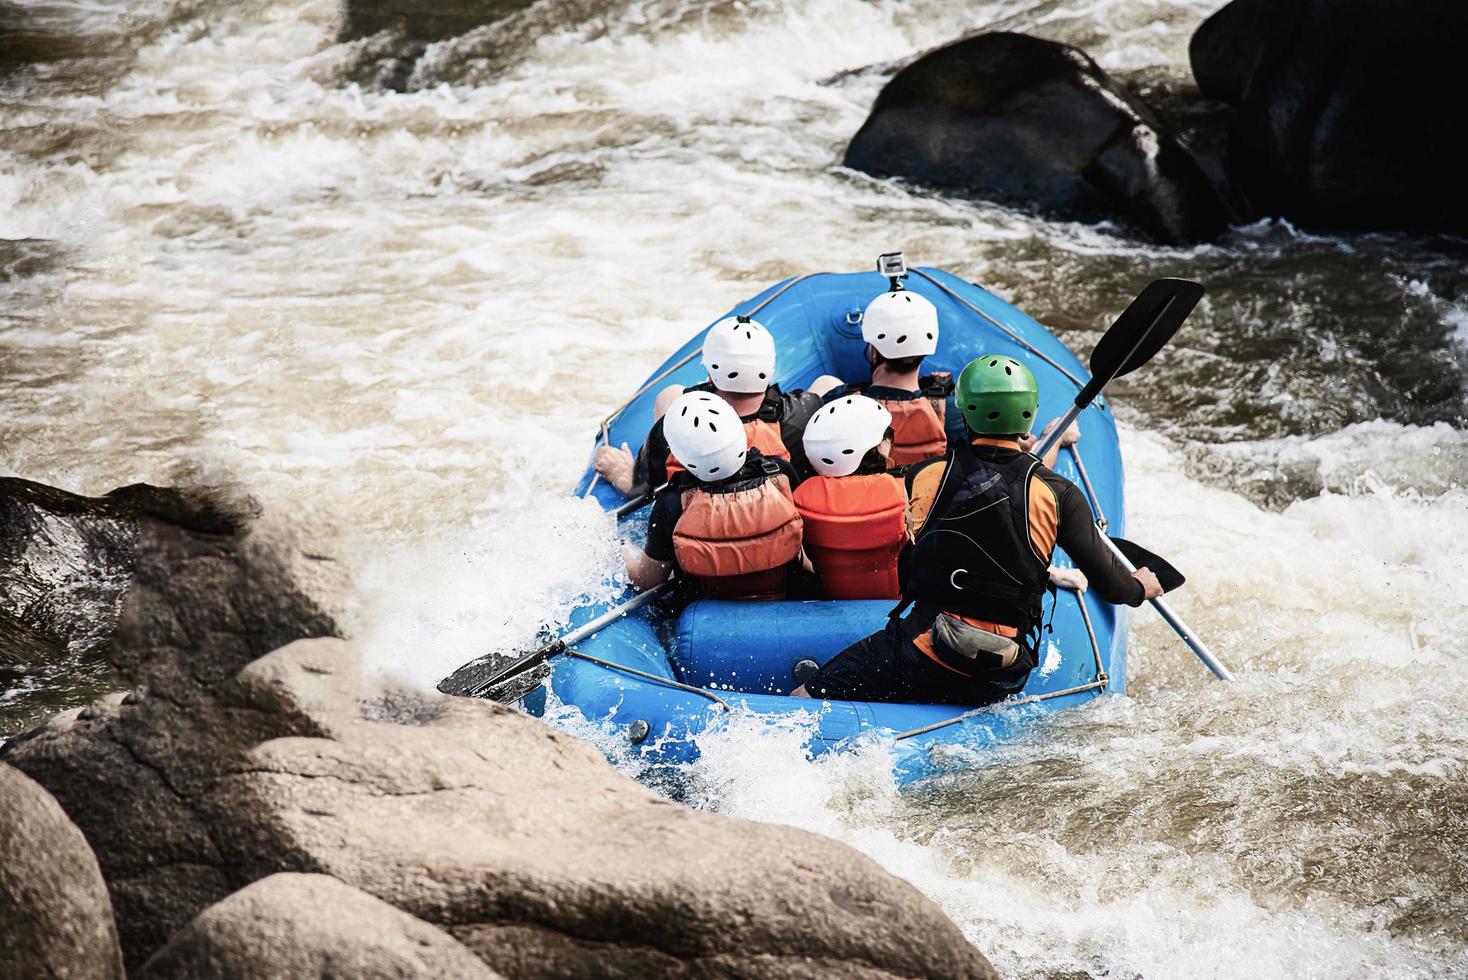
[1190,0,1468,233]
[844,32,1236,244]
[341,0,541,44]
[340,0,544,89]
[135,873,500,980]
[2,481,993,977]
[0,761,124,980]
[0,478,245,667]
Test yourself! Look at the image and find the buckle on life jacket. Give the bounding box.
[920,372,954,398]
[759,457,781,477]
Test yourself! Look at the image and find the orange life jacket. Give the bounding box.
[665,417,789,479]
[792,473,907,600]
[866,390,947,468]
[672,471,803,600]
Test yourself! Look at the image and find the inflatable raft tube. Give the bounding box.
[531,267,1129,785]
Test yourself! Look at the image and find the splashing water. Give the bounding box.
[2,0,1465,975]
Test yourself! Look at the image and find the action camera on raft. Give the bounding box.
[876,251,907,279]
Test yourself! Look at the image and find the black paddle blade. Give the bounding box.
[1110,536,1186,593]
[438,651,542,700]
[1078,279,1204,405]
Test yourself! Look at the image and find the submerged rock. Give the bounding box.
[135,874,499,980]
[340,0,548,89]
[844,32,1235,244]
[341,0,541,44]
[1190,0,1468,233]
[2,482,995,978]
[0,762,125,980]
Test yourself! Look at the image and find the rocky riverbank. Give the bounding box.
[0,478,995,978]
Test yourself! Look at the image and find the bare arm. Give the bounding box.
[623,544,672,592]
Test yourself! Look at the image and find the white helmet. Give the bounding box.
[701,315,776,394]
[802,395,893,478]
[862,290,939,360]
[663,391,748,482]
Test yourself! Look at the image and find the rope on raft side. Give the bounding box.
[565,647,732,711]
[581,273,827,498]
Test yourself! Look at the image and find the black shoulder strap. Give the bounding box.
[757,384,784,422]
[919,372,954,398]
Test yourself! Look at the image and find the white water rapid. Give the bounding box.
[2,0,1465,976]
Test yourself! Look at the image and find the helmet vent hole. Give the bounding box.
[895,334,907,344]
[745,330,752,339]
[710,364,719,370]
[927,333,933,340]
[842,449,854,455]
[1004,365,1012,375]
[680,407,688,416]
[989,359,999,367]
[1022,411,1032,419]
[822,457,834,465]
[987,411,1001,421]
[710,466,720,473]
[877,333,886,340]
[728,371,739,378]
[759,373,766,379]
[708,422,717,432]
[967,404,977,411]
[692,417,700,428]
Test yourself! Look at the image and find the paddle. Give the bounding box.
[438,580,675,700]
[1110,536,1185,593]
[1026,279,1233,681]
[1032,278,1205,461]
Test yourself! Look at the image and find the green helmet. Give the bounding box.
[956,354,1039,435]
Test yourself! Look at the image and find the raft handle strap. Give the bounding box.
[564,647,731,711]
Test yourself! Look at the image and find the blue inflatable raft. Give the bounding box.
[529,267,1128,785]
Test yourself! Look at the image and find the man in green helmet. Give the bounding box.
[794,353,1162,706]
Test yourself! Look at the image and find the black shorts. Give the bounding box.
[806,617,1029,707]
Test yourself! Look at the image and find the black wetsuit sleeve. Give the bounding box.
[642,487,683,563]
[1048,473,1145,607]
[630,417,671,499]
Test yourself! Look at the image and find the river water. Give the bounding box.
[2,0,1465,975]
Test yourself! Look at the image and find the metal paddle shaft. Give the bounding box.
[438,580,675,699]
[1102,534,1234,682]
[1033,278,1204,461]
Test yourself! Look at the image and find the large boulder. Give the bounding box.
[1189,0,1468,233]
[2,483,994,978]
[844,31,1236,244]
[1,488,344,969]
[136,874,500,980]
[0,762,124,980]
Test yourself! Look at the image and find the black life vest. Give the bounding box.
[902,443,1051,632]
